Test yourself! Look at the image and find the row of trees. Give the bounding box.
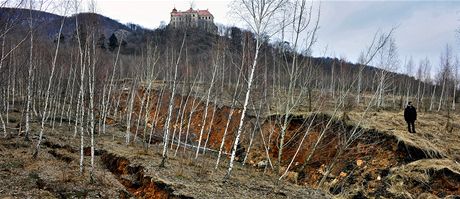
[0,0,458,190]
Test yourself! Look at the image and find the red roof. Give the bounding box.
[171,8,213,17]
[197,10,212,16]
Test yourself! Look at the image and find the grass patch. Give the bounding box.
[28,171,40,180]
[0,160,24,169]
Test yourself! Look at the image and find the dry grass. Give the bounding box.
[344,110,460,161]
[387,159,460,198]
[389,159,460,183]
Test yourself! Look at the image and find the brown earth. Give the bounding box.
[0,111,329,199]
[113,86,460,198]
[1,85,459,198]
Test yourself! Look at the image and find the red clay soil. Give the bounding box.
[101,152,186,199]
[114,88,460,198]
[117,88,242,153]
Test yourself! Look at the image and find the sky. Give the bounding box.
[20,0,460,75]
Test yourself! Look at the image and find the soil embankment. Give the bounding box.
[118,88,460,198]
[101,152,192,199]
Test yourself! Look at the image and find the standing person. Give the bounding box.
[404,102,417,133]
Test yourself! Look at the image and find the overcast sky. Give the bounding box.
[36,0,460,74]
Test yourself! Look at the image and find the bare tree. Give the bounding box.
[453,56,458,110]
[195,58,218,158]
[32,7,66,158]
[160,32,186,168]
[356,53,366,105]
[226,0,287,178]
[215,40,246,169]
[125,79,137,144]
[404,57,414,107]
[24,0,36,141]
[273,0,320,173]
[297,29,394,177]
[375,36,399,108]
[101,36,123,135]
[72,0,87,174]
[437,44,453,112]
[415,59,424,108]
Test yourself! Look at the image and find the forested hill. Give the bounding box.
[0,7,429,99]
[0,7,145,43]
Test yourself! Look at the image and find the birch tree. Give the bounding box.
[437,45,452,112]
[32,7,67,158]
[226,0,287,178]
[101,36,122,135]
[297,29,394,177]
[275,0,320,173]
[415,60,424,108]
[195,59,218,158]
[404,57,414,107]
[356,53,366,104]
[215,42,245,169]
[453,56,458,110]
[24,0,36,141]
[160,32,186,168]
[72,1,87,174]
[375,36,399,108]
[87,33,97,181]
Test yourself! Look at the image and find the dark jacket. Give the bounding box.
[404,105,417,122]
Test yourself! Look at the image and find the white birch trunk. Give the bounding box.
[67,60,77,125]
[183,93,200,152]
[405,82,411,106]
[438,78,446,112]
[416,80,421,108]
[24,4,35,141]
[202,96,218,155]
[89,41,96,181]
[148,86,165,149]
[174,82,195,156]
[102,44,121,134]
[429,85,436,111]
[226,38,260,177]
[161,34,186,166]
[0,32,6,137]
[195,63,218,158]
[452,79,456,110]
[356,70,362,104]
[125,83,136,144]
[33,16,65,158]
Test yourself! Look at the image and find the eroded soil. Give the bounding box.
[0,111,330,199]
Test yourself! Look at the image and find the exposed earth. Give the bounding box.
[1,88,460,198]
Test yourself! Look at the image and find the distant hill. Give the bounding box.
[0,7,149,44]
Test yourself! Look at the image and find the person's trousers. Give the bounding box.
[407,121,415,133]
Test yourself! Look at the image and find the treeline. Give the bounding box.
[1,7,457,114]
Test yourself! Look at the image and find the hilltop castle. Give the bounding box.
[169,7,217,34]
